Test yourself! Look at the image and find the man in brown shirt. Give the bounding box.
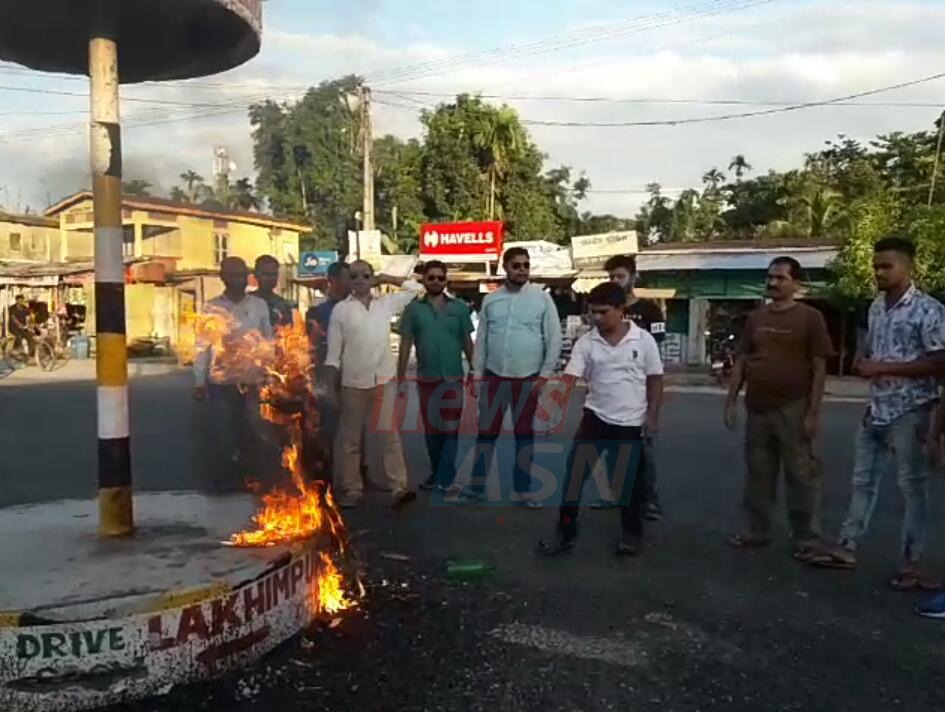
[724,256,833,557]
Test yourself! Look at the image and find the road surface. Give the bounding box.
[2,368,943,711]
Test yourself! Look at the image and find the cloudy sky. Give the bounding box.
[0,0,943,218]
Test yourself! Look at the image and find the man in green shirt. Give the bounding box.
[398,260,475,491]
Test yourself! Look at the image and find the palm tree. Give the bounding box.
[473,107,526,220]
[701,168,726,192]
[179,170,205,203]
[123,179,152,196]
[169,186,188,203]
[728,155,752,181]
[230,178,260,211]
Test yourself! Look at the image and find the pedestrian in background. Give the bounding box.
[397,260,474,492]
[539,282,663,556]
[605,254,667,520]
[324,259,422,509]
[465,247,562,507]
[724,256,832,560]
[811,237,945,593]
[193,257,273,486]
[254,254,295,330]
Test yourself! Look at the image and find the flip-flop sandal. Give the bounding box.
[792,546,821,563]
[728,533,772,549]
[808,551,856,569]
[889,572,942,592]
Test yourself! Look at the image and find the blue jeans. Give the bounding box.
[838,404,933,564]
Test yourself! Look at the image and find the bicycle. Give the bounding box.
[34,326,71,372]
[1,333,32,370]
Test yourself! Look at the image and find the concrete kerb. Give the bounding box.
[0,359,184,386]
[0,492,349,712]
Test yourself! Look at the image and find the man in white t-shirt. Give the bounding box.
[540,282,664,557]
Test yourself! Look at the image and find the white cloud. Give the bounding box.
[1,0,943,222]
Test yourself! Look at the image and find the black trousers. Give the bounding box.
[558,409,647,541]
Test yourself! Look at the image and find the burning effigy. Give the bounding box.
[193,307,359,615]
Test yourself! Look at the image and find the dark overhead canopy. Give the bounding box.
[0,0,261,83]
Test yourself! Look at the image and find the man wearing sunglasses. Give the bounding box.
[398,260,475,493]
[324,259,423,509]
[466,247,562,507]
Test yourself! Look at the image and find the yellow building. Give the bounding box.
[44,192,309,349]
[0,211,60,263]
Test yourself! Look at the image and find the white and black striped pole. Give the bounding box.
[90,25,133,536]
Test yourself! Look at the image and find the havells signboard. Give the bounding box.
[420,221,504,262]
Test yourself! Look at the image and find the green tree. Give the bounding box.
[473,105,527,219]
[374,135,424,253]
[123,179,152,196]
[250,76,364,247]
[179,170,205,203]
[701,168,726,192]
[728,154,753,181]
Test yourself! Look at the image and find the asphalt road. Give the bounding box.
[4,371,945,711]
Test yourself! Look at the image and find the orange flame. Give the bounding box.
[198,307,357,615]
[312,553,356,614]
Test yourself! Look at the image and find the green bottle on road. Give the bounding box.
[446,560,494,581]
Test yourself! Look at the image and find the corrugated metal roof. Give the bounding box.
[637,247,838,271]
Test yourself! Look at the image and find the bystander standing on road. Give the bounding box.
[917,399,945,617]
[810,237,945,593]
[193,257,273,486]
[303,262,351,483]
[605,254,667,520]
[723,256,832,560]
[539,282,663,556]
[8,295,35,355]
[254,254,295,329]
[465,247,562,508]
[397,260,474,492]
[324,259,422,509]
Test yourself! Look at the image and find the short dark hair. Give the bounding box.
[769,256,803,281]
[15,295,25,302]
[326,262,349,279]
[586,282,626,308]
[874,236,916,259]
[604,254,637,274]
[254,254,279,270]
[349,259,374,275]
[421,260,448,275]
[502,247,529,265]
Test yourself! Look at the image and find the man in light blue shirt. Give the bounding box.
[464,247,562,507]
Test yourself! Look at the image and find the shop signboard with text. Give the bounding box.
[419,221,504,263]
[570,231,638,268]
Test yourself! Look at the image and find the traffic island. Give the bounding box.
[0,492,356,712]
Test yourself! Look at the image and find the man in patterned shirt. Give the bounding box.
[811,237,945,592]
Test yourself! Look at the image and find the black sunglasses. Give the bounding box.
[509,261,530,270]
[425,274,447,282]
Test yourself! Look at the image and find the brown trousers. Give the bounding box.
[336,383,408,500]
[743,399,821,544]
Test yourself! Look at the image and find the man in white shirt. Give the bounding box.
[193,257,273,484]
[540,282,664,557]
[324,259,423,509]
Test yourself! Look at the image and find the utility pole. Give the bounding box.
[90,19,133,537]
[361,85,375,231]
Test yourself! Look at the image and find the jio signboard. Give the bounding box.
[419,221,504,263]
[298,251,338,277]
